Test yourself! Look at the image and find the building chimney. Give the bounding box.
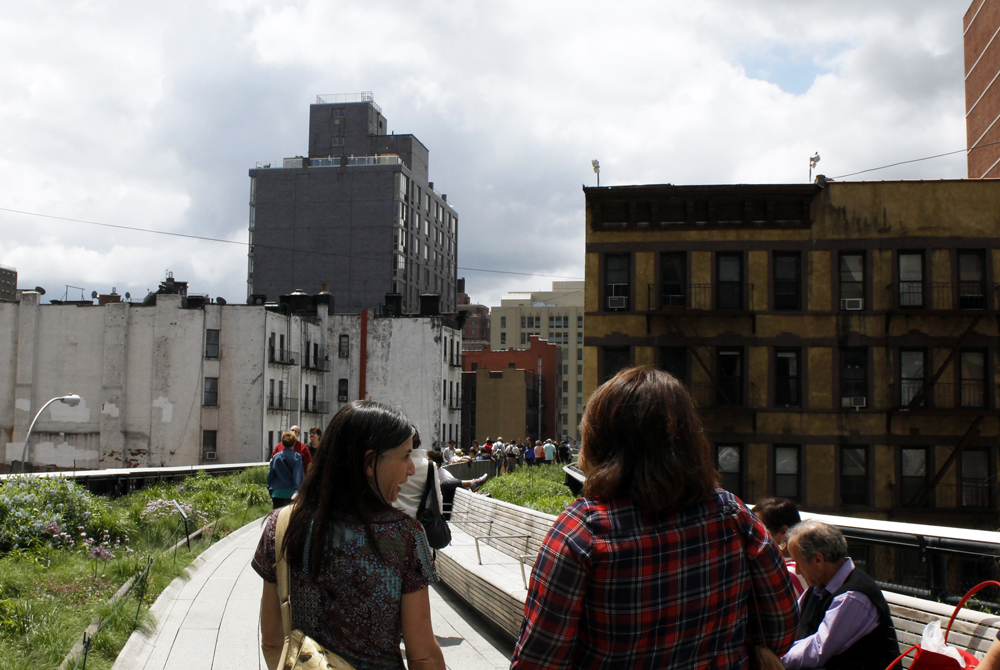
[419,293,441,316]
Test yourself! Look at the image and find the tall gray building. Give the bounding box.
[247,92,459,314]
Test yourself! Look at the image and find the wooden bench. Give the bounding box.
[437,489,1000,658]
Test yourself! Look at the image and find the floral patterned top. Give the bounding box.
[252,508,438,670]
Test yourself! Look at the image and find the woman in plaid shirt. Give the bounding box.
[511,366,799,669]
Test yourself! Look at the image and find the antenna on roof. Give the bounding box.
[809,152,821,182]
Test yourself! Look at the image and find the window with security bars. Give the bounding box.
[841,446,869,506]
[717,445,743,498]
[773,253,801,310]
[774,446,800,501]
[901,447,928,507]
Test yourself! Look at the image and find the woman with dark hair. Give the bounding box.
[253,401,445,670]
[754,497,808,597]
[511,366,799,669]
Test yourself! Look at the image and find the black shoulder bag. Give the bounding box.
[416,462,451,549]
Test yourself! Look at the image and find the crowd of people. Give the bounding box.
[253,368,997,670]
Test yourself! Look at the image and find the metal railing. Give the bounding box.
[887,282,994,311]
[890,382,998,410]
[301,400,331,414]
[302,348,329,371]
[254,154,401,169]
[647,283,754,311]
[268,348,298,366]
[689,381,755,408]
[266,396,298,412]
[315,92,381,113]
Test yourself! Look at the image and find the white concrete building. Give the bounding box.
[0,286,462,471]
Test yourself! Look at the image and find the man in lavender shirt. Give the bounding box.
[781,520,899,670]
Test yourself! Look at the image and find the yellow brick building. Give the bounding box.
[583,179,1000,528]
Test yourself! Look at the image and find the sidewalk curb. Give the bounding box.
[110,517,266,670]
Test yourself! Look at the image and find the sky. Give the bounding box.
[0,0,974,309]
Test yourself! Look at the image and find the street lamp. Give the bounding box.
[20,394,81,473]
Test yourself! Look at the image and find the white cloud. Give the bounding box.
[0,0,972,310]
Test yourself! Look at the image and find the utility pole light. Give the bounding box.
[592,159,600,187]
[20,394,82,473]
[809,152,821,182]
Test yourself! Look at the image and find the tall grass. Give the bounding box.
[0,466,270,670]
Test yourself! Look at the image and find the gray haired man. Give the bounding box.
[781,520,898,670]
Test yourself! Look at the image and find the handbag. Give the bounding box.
[884,581,997,670]
[729,514,787,670]
[274,505,357,670]
[416,462,451,549]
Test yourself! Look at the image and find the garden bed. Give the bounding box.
[478,463,577,515]
[0,467,270,670]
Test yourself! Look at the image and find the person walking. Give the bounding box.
[267,431,304,509]
[542,440,555,465]
[254,401,445,670]
[511,366,798,669]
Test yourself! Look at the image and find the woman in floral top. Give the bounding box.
[253,401,444,670]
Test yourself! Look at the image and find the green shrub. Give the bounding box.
[0,476,97,551]
[479,464,576,515]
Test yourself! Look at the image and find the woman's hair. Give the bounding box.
[281,401,415,575]
[754,497,801,532]
[280,431,297,446]
[580,366,717,513]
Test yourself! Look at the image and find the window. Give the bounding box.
[521,315,526,328]
[898,253,923,307]
[549,315,555,328]
[563,396,568,408]
[578,315,583,328]
[773,253,801,310]
[716,253,743,310]
[716,348,743,406]
[659,347,687,385]
[841,348,867,408]
[520,332,526,345]
[577,332,583,345]
[717,445,743,498]
[563,381,569,393]
[841,446,869,506]
[958,251,986,309]
[563,364,568,374]
[961,350,986,408]
[202,430,217,459]
[577,348,583,361]
[602,347,630,383]
[840,253,864,307]
[339,334,349,358]
[576,381,583,393]
[269,379,275,406]
[961,450,990,508]
[901,448,928,507]
[661,252,686,308]
[205,329,220,358]
[774,349,800,408]
[900,350,925,407]
[303,384,309,410]
[203,377,219,407]
[501,316,506,328]
[338,378,349,402]
[774,446,800,501]
[577,364,583,375]
[563,348,569,361]
[604,254,630,310]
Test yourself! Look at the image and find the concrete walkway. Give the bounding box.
[112,518,515,670]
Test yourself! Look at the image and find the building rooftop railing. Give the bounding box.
[255,155,402,169]
[314,91,381,113]
[0,263,15,273]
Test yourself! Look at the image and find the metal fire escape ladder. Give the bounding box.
[912,415,986,508]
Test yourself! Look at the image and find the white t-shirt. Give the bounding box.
[442,447,455,464]
[392,448,444,518]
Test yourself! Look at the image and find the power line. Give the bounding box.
[0,206,585,281]
[830,139,1000,180]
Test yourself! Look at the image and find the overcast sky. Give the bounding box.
[0,0,972,309]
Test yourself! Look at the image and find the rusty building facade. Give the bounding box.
[965,0,1000,178]
[584,179,1000,529]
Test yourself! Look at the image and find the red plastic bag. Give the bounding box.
[885,581,1000,669]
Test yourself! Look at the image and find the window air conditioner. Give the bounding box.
[338,394,348,402]
[850,396,867,408]
[607,296,627,310]
[203,451,217,460]
[841,298,864,310]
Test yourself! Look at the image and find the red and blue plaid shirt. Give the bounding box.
[511,488,799,670]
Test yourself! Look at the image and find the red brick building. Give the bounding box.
[461,336,562,447]
[965,0,1000,177]
[457,278,491,351]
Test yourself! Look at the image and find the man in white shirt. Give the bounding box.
[442,441,456,464]
[393,443,444,519]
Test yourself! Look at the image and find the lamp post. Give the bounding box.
[20,394,81,473]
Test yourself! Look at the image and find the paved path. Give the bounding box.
[112,518,515,670]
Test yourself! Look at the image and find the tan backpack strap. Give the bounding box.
[274,505,295,638]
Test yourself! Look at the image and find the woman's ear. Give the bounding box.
[363,450,377,477]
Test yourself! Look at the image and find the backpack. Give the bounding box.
[267,446,304,492]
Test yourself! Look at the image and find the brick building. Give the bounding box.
[461,336,562,448]
[457,278,490,351]
[965,0,1000,178]
[584,178,1000,529]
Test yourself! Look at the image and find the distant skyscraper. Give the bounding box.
[247,92,459,313]
[0,264,16,302]
[965,0,1000,178]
